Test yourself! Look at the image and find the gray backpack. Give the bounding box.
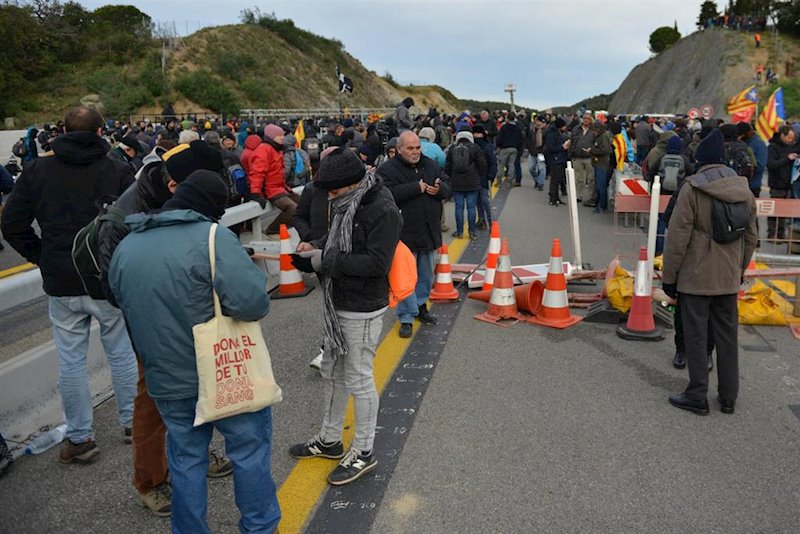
[658,154,685,191]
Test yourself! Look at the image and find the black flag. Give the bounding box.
[336,65,354,93]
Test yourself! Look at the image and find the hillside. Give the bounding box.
[608,28,800,118]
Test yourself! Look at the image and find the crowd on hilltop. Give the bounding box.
[701,11,767,32]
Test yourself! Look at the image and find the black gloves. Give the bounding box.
[662,283,678,299]
[249,194,268,209]
[290,250,322,273]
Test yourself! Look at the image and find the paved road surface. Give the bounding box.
[1,166,799,533]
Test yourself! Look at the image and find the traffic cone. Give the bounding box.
[515,281,544,315]
[271,224,314,299]
[482,221,502,291]
[527,239,583,329]
[474,239,528,326]
[430,244,459,301]
[739,258,757,299]
[616,247,663,341]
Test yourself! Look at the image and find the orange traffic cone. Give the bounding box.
[469,281,544,316]
[616,247,663,341]
[527,239,582,329]
[272,224,314,299]
[474,239,528,326]
[430,244,459,301]
[739,258,757,299]
[482,221,502,291]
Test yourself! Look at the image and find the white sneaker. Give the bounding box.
[309,349,323,370]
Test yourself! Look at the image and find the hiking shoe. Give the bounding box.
[399,323,413,338]
[327,448,377,486]
[417,304,437,325]
[475,219,487,229]
[207,449,233,477]
[309,348,324,370]
[673,352,686,369]
[124,427,132,444]
[289,435,345,459]
[451,231,462,238]
[138,482,172,517]
[469,232,478,240]
[59,438,99,464]
[535,184,543,191]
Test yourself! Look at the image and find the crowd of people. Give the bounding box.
[0,96,798,532]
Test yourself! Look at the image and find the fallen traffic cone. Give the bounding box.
[430,244,459,301]
[474,239,528,326]
[527,239,583,329]
[616,247,663,341]
[272,224,314,299]
[482,221,502,291]
[516,281,544,315]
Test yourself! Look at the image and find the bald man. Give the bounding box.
[377,132,451,338]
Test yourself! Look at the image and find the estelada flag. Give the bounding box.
[294,119,305,149]
[612,133,627,171]
[756,87,785,142]
[727,85,758,114]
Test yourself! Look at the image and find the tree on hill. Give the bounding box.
[697,1,720,28]
[774,0,800,37]
[649,26,682,53]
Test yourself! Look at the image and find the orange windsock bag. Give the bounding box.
[388,241,417,308]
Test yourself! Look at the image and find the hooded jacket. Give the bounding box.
[766,132,799,190]
[444,139,487,192]
[249,137,290,200]
[109,209,269,400]
[378,153,451,252]
[240,134,262,176]
[1,132,134,297]
[644,130,678,177]
[293,181,331,242]
[662,164,757,296]
[543,124,568,166]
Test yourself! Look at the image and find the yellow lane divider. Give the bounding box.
[0,263,36,279]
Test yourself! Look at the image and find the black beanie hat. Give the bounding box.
[719,123,738,142]
[162,169,230,220]
[695,128,726,167]
[317,147,365,190]
[554,118,566,129]
[164,140,224,183]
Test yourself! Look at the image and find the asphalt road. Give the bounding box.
[1,164,799,533]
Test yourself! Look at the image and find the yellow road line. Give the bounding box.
[0,263,35,279]
[277,235,471,533]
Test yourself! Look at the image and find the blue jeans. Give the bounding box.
[155,399,280,534]
[656,213,667,255]
[396,249,436,324]
[48,296,137,443]
[527,155,545,186]
[477,187,491,223]
[453,190,478,235]
[594,166,609,210]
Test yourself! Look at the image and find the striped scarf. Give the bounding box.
[322,171,376,358]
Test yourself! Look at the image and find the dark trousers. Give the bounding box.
[767,188,790,238]
[549,163,566,202]
[674,300,714,355]
[679,293,739,402]
[265,191,301,235]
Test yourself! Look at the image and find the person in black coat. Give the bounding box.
[766,125,799,239]
[473,125,497,228]
[444,130,486,239]
[377,131,451,337]
[543,118,571,205]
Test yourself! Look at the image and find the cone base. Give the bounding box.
[474,310,528,327]
[430,288,459,301]
[271,283,314,299]
[616,324,665,341]
[583,300,626,324]
[527,313,583,329]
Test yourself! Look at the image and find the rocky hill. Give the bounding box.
[608,28,800,118]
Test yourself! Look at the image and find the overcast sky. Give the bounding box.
[80,0,707,109]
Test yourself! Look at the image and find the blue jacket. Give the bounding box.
[745,134,767,190]
[237,122,250,148]
[421,139,446,168]
[109,209,269,401]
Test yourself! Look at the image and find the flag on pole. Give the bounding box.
[756,87,785,142]
[726,85,758,115]
[294,119,305,149]
[336,65,354,93]
[730,107,756,124]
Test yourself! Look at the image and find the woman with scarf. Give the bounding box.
[288,148,401,485]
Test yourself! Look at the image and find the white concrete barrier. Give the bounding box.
[0,269,44,313]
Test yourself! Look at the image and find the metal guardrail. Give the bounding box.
[239,108,395,120]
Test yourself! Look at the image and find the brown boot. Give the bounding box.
[59,439,99,464]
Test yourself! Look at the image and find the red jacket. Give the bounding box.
[248,138,290,200]
[240,134,262,177]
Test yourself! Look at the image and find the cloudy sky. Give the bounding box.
[80,0,707,109]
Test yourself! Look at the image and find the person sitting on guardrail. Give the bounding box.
[109,170,279,532]
[1,106,138,465]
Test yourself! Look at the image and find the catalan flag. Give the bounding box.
[756,87,785,142]
[294,119,305,149]
[727,85,758,114]
[612,133,627,171]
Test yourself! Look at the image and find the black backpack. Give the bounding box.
[71,198,127,299]
[711,197,750,244]
[12,138,26,158]
[725,141,754,180]
[451,142,471,173]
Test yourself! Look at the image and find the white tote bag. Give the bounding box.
[193,223,282,426]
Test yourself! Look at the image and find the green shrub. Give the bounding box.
[649,26,681,54]
[175,69,241,113]
[241,79,269,105]
[215,52,257,79]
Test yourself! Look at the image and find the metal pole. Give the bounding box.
[565,162,583,270]
[646,175,661,279]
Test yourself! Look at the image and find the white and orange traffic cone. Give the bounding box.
[527,239,582,329]
[430,244,459,301]
[474,239,528,326]
[616,247,663,341]
[272,224,314,299]
[482,221,502,291]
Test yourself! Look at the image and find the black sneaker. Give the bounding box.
[417,304,437,325]
[673,352,686,369]
[399,323,413,338]
[469,232,478,240]
[327,448,377,486]
[289,435,345,459]
[475,220,487,229]
[124,427,133,444]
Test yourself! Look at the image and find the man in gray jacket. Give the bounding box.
[662,129,757,416]
[571,112,596,204]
